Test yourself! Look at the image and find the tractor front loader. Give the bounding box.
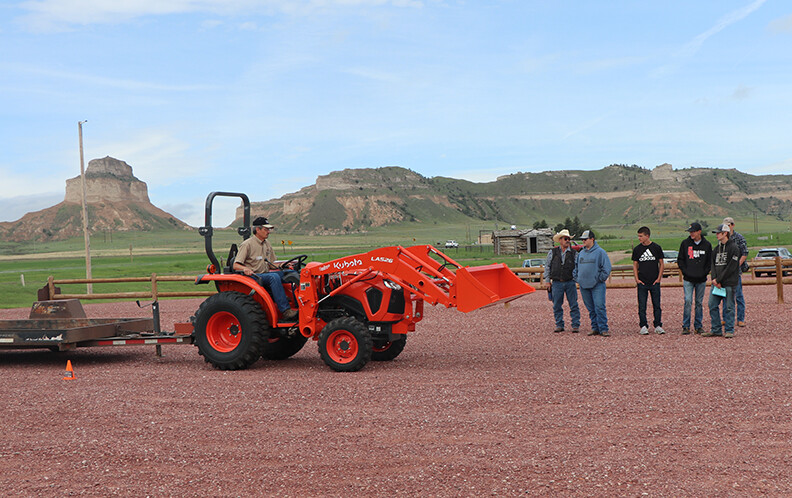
[191,192,535,372]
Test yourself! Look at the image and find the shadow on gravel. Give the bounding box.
[0,348,144,367]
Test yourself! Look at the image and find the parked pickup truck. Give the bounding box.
[521,258,545,282]
[752,247,792,277]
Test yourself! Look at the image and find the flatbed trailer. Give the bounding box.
[0,317,192,351]
[0,299,192,353]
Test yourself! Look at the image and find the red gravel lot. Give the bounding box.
[1,284,791,496]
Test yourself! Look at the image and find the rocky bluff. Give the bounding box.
[64,156,151,205]
[237,163,792,235]
[0,156,188,242]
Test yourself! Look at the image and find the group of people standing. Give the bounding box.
[543,218,749,338]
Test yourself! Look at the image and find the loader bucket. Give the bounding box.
[453,263,535,312]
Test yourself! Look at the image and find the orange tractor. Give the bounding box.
[193,192,535,371]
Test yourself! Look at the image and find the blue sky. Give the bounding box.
[1,0,790,227]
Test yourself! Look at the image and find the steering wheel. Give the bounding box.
[280,254,308,271]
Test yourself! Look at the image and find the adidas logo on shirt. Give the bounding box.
[638,248,656,262]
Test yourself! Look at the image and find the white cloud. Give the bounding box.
[768,14,792,33]
[93,130,212,186]
[0,167,68,201]
[747,158,792,175]
[577,56,647,74]
[4,62,216,92]
[0,192,64,222]
[679,0,767,58]
[652,0,767,77]
[17,0,423,31]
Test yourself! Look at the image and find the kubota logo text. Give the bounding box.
[333,258,363,270]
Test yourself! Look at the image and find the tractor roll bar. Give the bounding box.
[198,191,251,271]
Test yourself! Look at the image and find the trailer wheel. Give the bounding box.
[193,292,268,370]
[262,333,309,360]
[318,317,372,372]
[371,335,407,361]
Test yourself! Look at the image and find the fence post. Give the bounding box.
[48,276,55,300]
[151,273,158,302]
[776,257,784,304]
[150,273,163,357]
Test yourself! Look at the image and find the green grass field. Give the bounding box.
[2,225,790,309]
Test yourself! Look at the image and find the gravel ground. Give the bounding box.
[1,284,792,496]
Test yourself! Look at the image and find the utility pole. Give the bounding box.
[78,120,92,294]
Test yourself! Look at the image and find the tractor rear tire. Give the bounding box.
[318,316,372,372]
[371,335,407,361]
[193,292,268,370]
[262,333,309,360]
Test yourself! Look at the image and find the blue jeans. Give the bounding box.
[551,280,580,329]
[735,275,745,322]
[683,280,706,330]
[637,282,662,328]
[708,285,735,335]
[253,270,294,313]
[580,282,608,333]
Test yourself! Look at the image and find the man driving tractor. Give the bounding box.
[232,216,298,321]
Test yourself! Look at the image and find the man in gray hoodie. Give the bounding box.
[573,230,612,336]
[703,224,740,338]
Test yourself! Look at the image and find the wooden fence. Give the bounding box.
[512,257,792,304]
[45,274,214,302]
[42,257,792,304]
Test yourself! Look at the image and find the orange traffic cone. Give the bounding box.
[63,360,76,380]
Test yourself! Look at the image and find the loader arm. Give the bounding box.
[297,245,534,334]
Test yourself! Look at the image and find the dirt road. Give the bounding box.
[1,285,791,496]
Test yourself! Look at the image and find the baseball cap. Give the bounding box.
[712,223,730,234]
[686,222,702,232]
[723,217,735,225]
[579,229,595,240]
[252,216,275,229]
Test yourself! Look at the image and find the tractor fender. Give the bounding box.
[196,273,281,326]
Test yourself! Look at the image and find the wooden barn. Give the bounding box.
[492,228,554,255]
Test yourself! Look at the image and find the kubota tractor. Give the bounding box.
[192,192,535,372]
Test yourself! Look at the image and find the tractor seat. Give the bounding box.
[223,244,238,274]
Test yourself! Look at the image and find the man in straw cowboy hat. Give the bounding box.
[543,228,580,333]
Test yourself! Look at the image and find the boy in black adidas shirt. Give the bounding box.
[632,226,665,335]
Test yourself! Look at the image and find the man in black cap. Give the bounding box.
[677,222,712,335]
[233,216,298,321]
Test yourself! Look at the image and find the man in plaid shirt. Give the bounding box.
[723,217,748,327]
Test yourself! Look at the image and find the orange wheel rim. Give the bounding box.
[327,329,358,364]
[206,311,242,352]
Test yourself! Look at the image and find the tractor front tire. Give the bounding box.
[193,292,268,370]
[371,335,407,361]
[262,333,309,360]
[318,317,372,372]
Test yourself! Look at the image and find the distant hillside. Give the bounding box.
[0,157,188,242]
[240,163,792,234]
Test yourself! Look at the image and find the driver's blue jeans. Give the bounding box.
[253,270,295,312]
